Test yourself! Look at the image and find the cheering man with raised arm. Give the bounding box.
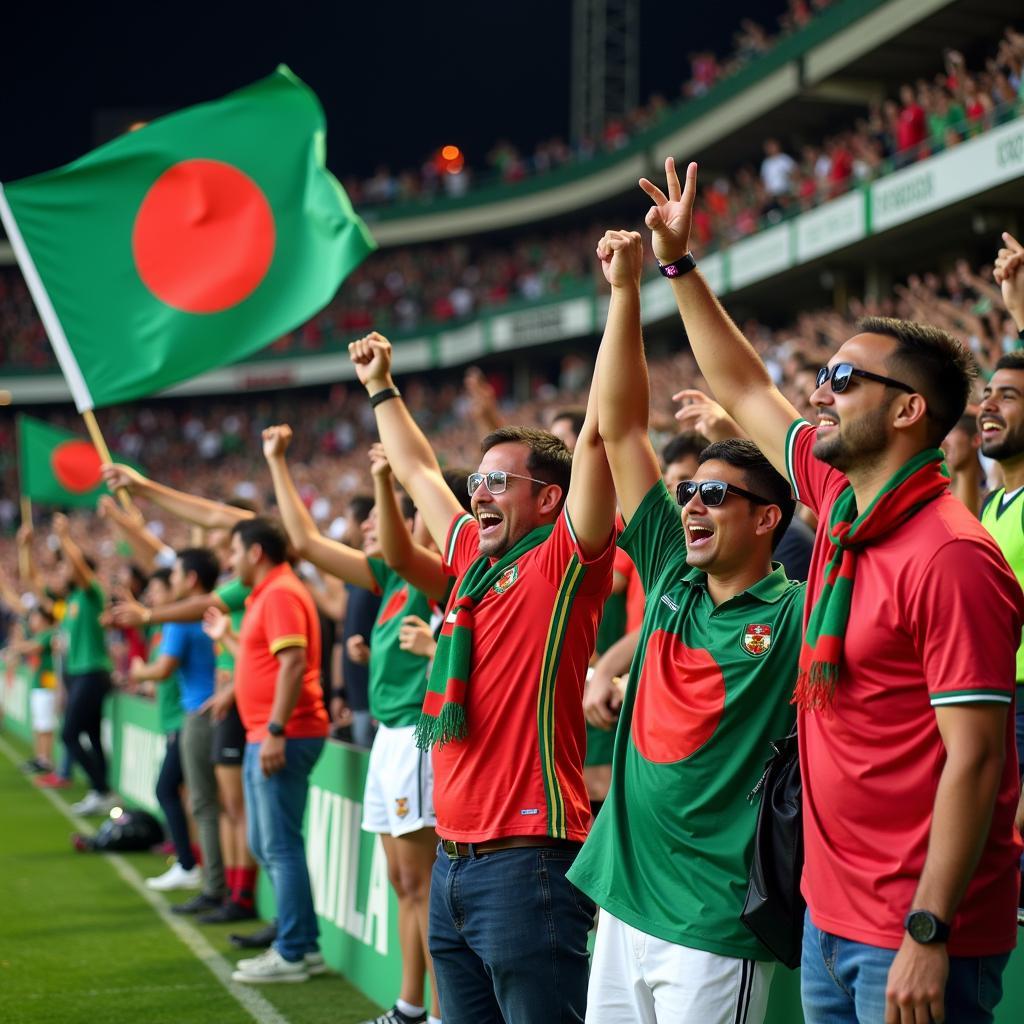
[566,230,804,1024]
[640,158,1024,1024]
[349,332,617,1024]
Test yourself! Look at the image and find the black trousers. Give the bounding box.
[155,731,195,869]
[61,671,110,792]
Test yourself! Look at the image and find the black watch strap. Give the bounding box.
[370,385,401,408]
[657,252,697,279]
[267,722,285,737]
[904,909,950,944]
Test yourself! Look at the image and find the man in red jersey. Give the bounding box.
[349,332,616,1024]
[208,516,329,986]
[638,156,1023,1024]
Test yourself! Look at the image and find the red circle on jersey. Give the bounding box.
[51,440,103,493]
[132,159,275,313]
[631,630,726,763]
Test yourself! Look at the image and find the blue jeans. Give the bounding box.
[428,843,595,1024]
[243,738,324,962]
[801,911,1009,1023]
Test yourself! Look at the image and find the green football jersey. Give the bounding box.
[146,623,184,734]
[568,481,804,959]
[367,557,434,729]
[28,628,55,689]
[980,487,1024,682]
[214,576,251,672]
[63,580,112,675]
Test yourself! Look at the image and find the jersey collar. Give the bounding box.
[681,562,794,605]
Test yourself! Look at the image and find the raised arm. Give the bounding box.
[593,229,662,521]
[640,158,800,474]
[97,496,169,574]
[349,333,464,551]
[262,425,377,590]
[369,443,451,603]
[101,464,254,531]
[0,564,29,618]
[51,514,96,589]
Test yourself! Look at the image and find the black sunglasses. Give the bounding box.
[816,363,915,395]
[676,479,772,508]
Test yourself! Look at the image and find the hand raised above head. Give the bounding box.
[348,331,393,390]
[595,230,644,289]
[638,157,699,265]
[262,424,293,460]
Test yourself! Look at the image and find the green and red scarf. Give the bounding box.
[414,523,554,750]
[792,448,950,712]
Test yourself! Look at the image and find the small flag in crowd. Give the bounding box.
[18,414,138,508]
[0,65,376,412]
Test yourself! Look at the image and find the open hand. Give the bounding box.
[101,463,147,493]
[202,606,230,643]
[639,157,699,264]
[994,231,1024,328]
[672,389,744,442]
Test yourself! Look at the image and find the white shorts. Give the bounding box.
[586,910,775,1024]
[361,723,436,837]
[30,688,58,733]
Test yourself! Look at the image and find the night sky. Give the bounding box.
[1,3,785,185]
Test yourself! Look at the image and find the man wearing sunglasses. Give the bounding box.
[566,229,804,1024]
[639,157,1023,1024]
[348,332,617,1023]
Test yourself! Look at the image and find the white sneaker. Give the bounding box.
[146,862,201,892]
[70,790,113,815]
[304,951,327,976]
[232,947,309,984]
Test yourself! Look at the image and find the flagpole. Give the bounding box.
[18,496,32,580]
[80,410,135,513]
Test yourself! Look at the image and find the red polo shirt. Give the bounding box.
[436,508,615,843]
[785,420,1023,955]
[235,563,328,744]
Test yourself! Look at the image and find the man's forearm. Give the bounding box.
[911,746,1003,921]
[364,373,443,494]
[136,478,252,531]
[57,533,94,587]
[266,455,317,554]
[596,284,646,442]
[268,655,305,727]
[669,271,776,410]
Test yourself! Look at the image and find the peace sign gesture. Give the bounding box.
[639,157,699,265]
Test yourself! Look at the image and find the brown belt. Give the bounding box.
[441,836,581,860]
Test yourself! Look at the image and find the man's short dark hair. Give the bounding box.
[177,547,220,593]
[232,517,289,566]
[480,427,572,502]
[662,432,709,468]
[698,439,795,549]
[150,567,172,587]
[994,352,1024,374]
[550,408,586,440]
[399,494,416,521]
[858,316,976,447]
[952,412,979,439]
[348,494,374,525]
[442,467,474,514]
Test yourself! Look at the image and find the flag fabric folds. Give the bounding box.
[0,65,376,412]
[18,414,135,508]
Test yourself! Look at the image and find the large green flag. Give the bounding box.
[0,66,376,412]
[18,414,137,508]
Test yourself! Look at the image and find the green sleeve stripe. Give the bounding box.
[785,419,811,503]
[446,514,474,565]
[563,507,578,547]
[536,553,586,839]
[930,691,1013,706]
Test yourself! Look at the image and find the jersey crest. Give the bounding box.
[492,564,520,594]
[394,797,409,819]
[742,622,772,656]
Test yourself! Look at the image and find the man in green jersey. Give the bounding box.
[566,229,804,1024]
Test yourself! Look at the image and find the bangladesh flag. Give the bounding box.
[18,414,138,508]
[0,65,376,412]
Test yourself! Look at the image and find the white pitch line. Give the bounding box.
[0,734,291,1024]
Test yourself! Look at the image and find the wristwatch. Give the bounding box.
[657,252,697,278]
[904,910,950,944]
[267,722,285,737]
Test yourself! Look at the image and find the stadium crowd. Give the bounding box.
[2,24,1021,370]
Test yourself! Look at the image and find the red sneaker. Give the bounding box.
[35,772,72,789]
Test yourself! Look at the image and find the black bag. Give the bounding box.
[73,808,165,853]
[740,726,805,969]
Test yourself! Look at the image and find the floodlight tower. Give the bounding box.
[570,0,640,147]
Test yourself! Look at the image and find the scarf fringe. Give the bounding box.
[791,662,839,712]
[414,704,468,751]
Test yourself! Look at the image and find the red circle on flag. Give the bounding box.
[132,159,275,314]
[51,440,103,493]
